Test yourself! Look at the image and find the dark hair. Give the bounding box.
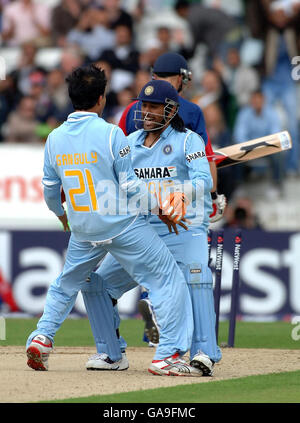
[251,89,264,97]
[66,64,107,110]
[171,113,186,132]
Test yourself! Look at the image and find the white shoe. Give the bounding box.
[148,352,203,377]
[86,352,129,371]
[190,351,214,376]
[26,335,53,371]
[138,298,160,344]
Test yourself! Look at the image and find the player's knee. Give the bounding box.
[81,271,104,293]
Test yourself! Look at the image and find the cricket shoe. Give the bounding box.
[138,298,160,344]
[148,352,203,377]
[190,351,214,376]
[86,352,129,371]
[26,335,53,371]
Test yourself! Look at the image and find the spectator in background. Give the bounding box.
[0,74,21,141]
[94,59,118,120]
[262,0,300,175]
[131,68,152,97]
[156,26,173,54]
[138,39,165,70]
[46,68,73,123]
[99,24,140,93]
[99,24,139,74]
[67,6,115,61]
[203,103,235,200]
[108,86,134,124]
[133,0,194,58]
[102,0,133,31]
[28,70,56,124]
[213,47,260,107]
[246,0,300,175]
[174,0,239,64]
[51,0,82,47]
[233,90,282,189]
[224,196,262,230]
[192,69,231,128]
[12,41,38,96]
[1,0,51,47]
[60,46,85,77]
[4,96,40,144]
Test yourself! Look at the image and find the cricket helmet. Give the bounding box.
[133,80,179,131]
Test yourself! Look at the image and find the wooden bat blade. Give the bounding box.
[208,131,292,169]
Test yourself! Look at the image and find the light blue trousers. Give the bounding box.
[95,228,222,363]
[27,216,193,360]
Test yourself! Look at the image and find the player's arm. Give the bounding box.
[205,134,217,192]
[43,137,69,231]
[118,101,138,136]
[185,132,213,195]
[161,132,212,224]
[191,106,219,193]
[111,126,158,211]
[205,133,226,222]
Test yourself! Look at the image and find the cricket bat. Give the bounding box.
[208,131,292,169]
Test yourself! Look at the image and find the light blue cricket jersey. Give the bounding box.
[128,125,213,235]
[43,111,155,242]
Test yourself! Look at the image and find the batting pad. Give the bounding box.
[186,265,222,363]
[81,272,122,361]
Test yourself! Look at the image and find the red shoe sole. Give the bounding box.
[26,346,47,371]
[148,368,170,376]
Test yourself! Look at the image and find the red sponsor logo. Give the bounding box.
[0,176,43,202]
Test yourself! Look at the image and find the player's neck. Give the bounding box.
[144,129,164,148]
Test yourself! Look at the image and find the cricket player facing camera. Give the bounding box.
[119,52,226,223]
[26,65,201,377]
[82,79,222,376]
[120,53,225,348]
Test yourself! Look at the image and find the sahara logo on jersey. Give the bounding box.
[186,150,206,163]
[119,145,131,158]
[134,166,177,179]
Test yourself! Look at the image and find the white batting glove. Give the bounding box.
[209,192,227,223]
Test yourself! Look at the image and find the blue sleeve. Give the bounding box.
[111,126,157,210]
[191,107,208,145]
[185,132,212,196]
[181,99,208,145]
[126,104,139,135]
[42,137,64,216]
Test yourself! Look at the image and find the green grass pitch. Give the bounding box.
[1,318,300,403]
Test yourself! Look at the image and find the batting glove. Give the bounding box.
[161,192,190,223]
[209,192,227,223]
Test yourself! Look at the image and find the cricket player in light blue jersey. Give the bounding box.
[25,65,202,377]
[82,80,222,376]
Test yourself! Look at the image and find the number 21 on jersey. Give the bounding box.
[64,169,98,212]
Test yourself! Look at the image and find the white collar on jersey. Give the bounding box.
[67,111,98,122]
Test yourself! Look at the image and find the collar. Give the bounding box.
[67,111,98,122]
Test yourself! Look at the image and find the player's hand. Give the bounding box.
[58,210,70,232]
[161,192,190,223]
[209,192,226,223]
[158,211,189,235]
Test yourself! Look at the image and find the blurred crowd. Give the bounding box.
[1,0,300,206]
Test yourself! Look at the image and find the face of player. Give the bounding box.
[141,101,166,131]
